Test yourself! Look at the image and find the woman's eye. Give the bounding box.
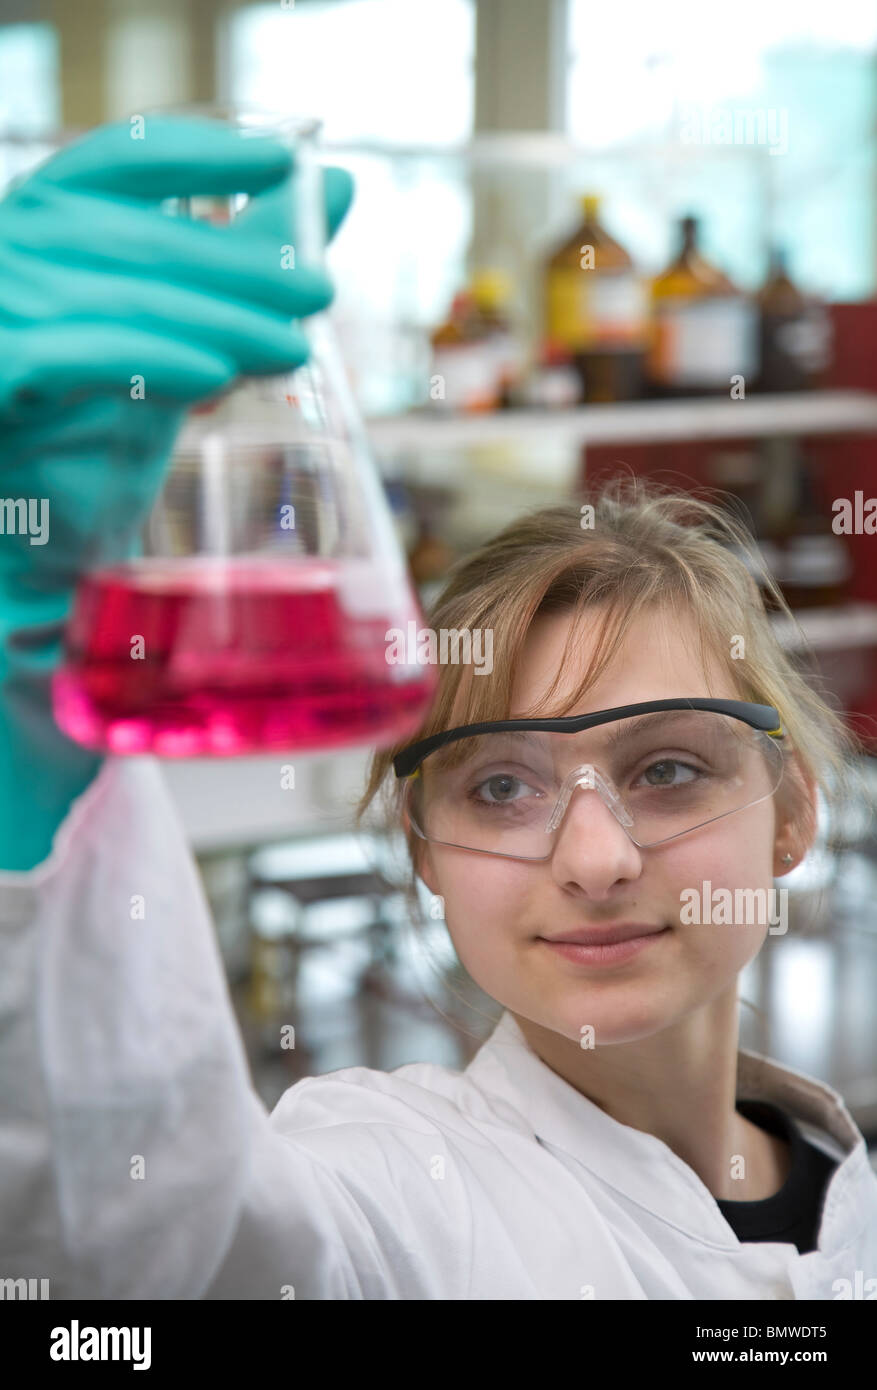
[473,773,537,804]
[636,759,700,788]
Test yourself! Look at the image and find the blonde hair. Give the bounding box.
[356,474,869,1036]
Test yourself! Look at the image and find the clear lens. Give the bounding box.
[408,710,785,858]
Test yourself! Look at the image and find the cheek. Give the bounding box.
[668,803,778,968]
[427,848,533,967]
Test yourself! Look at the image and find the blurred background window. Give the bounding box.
[0,21,59,135]
[566,0,877,298]
[106,7,191,119]
[226,0,477,414]
[228,0,475,146]
[0,19,59,194]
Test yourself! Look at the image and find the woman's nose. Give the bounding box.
[548,781,643,893]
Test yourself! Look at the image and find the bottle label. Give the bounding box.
[774,309,833,372]
[431,344,500,411]
[650,297,757,386]
[588,274,649,345]
[525,362,581,408]
[546,269,647,350]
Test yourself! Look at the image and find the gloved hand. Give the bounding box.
[0,117,354,872]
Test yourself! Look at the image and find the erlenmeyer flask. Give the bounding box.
[51,109,437,757]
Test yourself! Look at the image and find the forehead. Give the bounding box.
[510,603,731,717]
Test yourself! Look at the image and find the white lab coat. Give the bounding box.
[1,753,875,1300]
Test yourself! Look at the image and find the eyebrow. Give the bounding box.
[603,711,700,746]
[498,710,705,745]
[441,709,718,763]
[434,728,546,762]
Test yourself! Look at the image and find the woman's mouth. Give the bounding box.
[536,924,671,967]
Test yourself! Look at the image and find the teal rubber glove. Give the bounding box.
[0,117,354,872]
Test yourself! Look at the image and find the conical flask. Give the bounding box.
[51,109,437,757]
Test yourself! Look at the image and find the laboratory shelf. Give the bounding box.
[365,390,877,454]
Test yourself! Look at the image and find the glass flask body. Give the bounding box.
[51,110,437,757]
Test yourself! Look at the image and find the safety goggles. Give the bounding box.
[393,699,786,860]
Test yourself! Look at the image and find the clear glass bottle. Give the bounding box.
[51,108,437,757]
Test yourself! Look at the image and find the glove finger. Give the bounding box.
[30,117,293,200]
[0,253,328,378]
[231,162,356,248]
[230,162,355,249]
[0,181,334,320]
[228,176,322,260]
[0,322,243,419]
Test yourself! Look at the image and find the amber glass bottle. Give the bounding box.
[646,216,757,397]
[757,248,833,393]
[543,194,647,403]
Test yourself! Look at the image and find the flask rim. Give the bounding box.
[139,101,323,143]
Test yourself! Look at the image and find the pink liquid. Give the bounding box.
[52,558,438,756]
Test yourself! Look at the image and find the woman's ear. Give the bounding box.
[773,751,819,875]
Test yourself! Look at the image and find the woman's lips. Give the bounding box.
[541,922,668,946]
[537,927,671,966]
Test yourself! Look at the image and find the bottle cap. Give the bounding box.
[470,269,512,310]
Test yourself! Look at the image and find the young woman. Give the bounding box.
[3,470,875,1300]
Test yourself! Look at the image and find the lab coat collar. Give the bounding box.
[465,1009,873,1252]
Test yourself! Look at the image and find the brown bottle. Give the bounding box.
[757,248,833,392]
[544,194,647,403]
[647,216,757,397]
